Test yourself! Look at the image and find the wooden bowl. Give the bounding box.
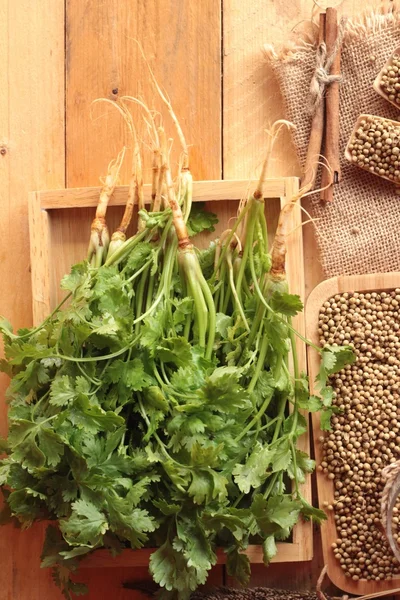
[344,113,400,185]
[373,48,400,109]
[306,273,400,595]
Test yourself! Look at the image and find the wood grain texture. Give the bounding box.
[0,1,65,599]
[66,0,222,187]
[306,273,400,595]
[37,179,287,209]
[29,194,53,325]
[222,0,382,182]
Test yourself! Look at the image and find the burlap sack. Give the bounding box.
[267,4,400,277]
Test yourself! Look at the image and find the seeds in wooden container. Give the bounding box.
[318,289,400,581]
[345,115,400,183]
[374,51,400,109]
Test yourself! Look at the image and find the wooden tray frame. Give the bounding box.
[28,176,313,566]
[306,272,400,594]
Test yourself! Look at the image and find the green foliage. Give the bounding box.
[0,196,354,599]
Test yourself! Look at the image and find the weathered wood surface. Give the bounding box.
[0,1,65,598]
[0,0,383,597]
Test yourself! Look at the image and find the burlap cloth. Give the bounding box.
[267,4,400,276]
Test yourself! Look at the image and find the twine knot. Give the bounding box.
[308,17,347,114]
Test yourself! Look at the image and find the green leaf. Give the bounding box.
[200,367,250,413]
[107,494,155,548]
[233,442,274,493]
[297,394,323,412]
[187,204,218,237]
[226,549,251,585]
[262,535,277,565]
[50,375,77,407]
[316,344,356,388]
[60,261,91,293]
[300,497,327,524]
[296,450,315,474]
[266,495,302,529]
[156,337,192,367]
[37,429,64,467]
[153,499,181,516]
[126,242,153,271]
[175,517,216,580]
[251,494,301,534]
[105,358,154,392]
[215,313,232,339]
[271,438,291,472]
[188,470,213,505]
[150,538,199,593]
[60,499,108,547]
[270,292,303,317]
[320,409,334,431]
[202,509,251,542]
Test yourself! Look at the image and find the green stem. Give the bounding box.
[160,362,170,385]
[52,336,140,363]
[212,200,253,279]
[6,292,72,341]
[198,273,216,361]
[104,228,149,266]
[226,251,249,330]
[126,257,153,284]
[272,395,287,443]
[135,267,149,335]
[146,273,156,312]
[247,335,268,394]
[263,472,279,500]
[186,275,207,349]
[290,440,300,496]
[76,361,101,386]
[234,392,274,444]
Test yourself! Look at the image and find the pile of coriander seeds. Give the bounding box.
[318,289,400,582]
[379,55,400,106]
[347,115,400,182]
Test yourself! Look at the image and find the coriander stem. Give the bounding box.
[263,472,279,500]
[234,392,273,444]
[290,440,300,496]
[247,336,268,394]
[52,336,140,362]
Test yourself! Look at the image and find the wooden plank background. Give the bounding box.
[0,0,380,597]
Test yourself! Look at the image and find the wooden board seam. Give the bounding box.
[36,179,287,210]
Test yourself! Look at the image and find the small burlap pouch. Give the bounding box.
[267,3,400,277]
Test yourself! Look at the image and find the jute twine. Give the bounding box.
[308,17,347,114]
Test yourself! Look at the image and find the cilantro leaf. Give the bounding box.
[187,204,218,237]
[263,535,277,565]
[232,442,274,493]
[226,549,251,586]
[270,292,303,317]
[60,499,108,547]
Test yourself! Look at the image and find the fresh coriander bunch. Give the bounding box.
[0,104,355,600]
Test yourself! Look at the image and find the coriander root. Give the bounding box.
[88,146,126,267]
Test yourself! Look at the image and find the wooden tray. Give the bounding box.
[306,272,400,594]
[344,113,400,186]
[28,176,313,566]
[373,48,400,110]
